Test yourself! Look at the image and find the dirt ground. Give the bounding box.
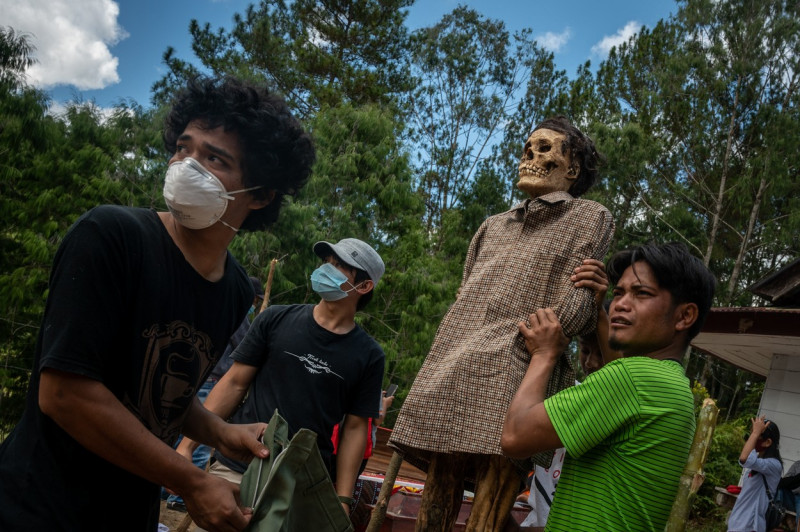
[159,501,193,531]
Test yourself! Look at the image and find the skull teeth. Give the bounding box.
[518,165,549,178]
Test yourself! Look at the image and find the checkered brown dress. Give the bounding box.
[389,192,614,473]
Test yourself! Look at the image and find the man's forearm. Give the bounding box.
[182,368,251,448]
[503,356,558,447]
[39,369,208,495]
[502,310,566,459]
[179,397,227,456]
[335,416,368,501]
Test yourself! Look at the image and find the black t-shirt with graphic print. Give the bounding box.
[215,304,384,476]
[0,206,252,532]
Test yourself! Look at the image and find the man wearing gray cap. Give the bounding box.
[177,237,385,516]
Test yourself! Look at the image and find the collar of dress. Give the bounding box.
[513,191,575,213]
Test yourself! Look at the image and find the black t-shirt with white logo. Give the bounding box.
[215,304,384,475]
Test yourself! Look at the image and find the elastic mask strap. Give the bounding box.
[221,185,263,201]
[342,281,361,294]
[218,186,262,231]
[220,219,239,233]
[346,280,368,293]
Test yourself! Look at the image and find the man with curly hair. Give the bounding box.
[0,76,315,532]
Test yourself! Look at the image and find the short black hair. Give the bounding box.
[533,115,604,197]
[607,242,716,342]
[163,76,316,230]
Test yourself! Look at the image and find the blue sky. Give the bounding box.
[3,0,678,110]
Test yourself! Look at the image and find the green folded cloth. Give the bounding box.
[240,410,353,532]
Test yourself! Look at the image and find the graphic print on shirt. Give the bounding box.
[125,321,215,441]
[285,350,344,379]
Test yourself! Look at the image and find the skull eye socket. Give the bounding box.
[522,139,553,160]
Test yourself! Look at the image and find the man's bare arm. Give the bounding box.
[335,414,369,512]
[501,309,568,459]
[178,361,259,460]
[39,368,263,532]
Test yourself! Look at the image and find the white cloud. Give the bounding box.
[46,99,121,124]
[1,0,128,90]
[535,28,572,53]
[591,21,642,58]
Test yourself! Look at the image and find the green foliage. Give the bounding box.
[0,26,36,87]
[0,29,170,434]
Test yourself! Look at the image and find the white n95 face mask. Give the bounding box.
[163,157,261,231]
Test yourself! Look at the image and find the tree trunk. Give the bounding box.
[703,75,741,267]
[726,174,767,305]
[725,380,740,423]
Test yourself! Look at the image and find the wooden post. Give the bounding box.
[665,398,719,532]
[366,452,404,532]
[259,258,278,314]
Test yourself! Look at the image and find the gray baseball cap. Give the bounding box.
[313,238,385,284]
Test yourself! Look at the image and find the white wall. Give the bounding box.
[759,353,800,472]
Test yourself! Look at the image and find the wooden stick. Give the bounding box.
[366,451,404,532]
[175,512,193,532]
[259,258,278,314]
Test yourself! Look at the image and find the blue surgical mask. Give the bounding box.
[248,305,256,317]
[310,263,357,301]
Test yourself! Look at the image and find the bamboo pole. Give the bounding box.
[366,451,405,532]
[664,398,719,532]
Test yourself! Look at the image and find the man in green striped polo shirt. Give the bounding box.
[502,242,715,531]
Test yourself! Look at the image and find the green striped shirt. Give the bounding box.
[543,357,695,531]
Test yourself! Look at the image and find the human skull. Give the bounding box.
[517,128,578,198]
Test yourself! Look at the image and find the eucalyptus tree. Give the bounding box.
[582,0,800,416]
[406,7,555,237]
[0,27,35,86]
[674,0,800,304]
[585,0,799,303]
[672,0,800,411]
[152,0,413,119]
[588,20,689,255]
